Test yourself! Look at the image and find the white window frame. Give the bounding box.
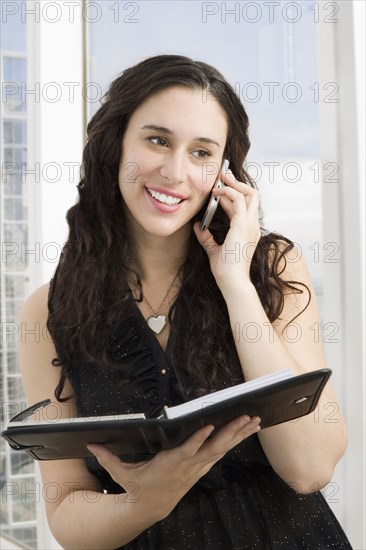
[26,1,84,547]
[317,1,365,548]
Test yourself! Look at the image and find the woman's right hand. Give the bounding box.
[87,415,261,521]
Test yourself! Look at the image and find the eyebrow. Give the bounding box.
[140,124,221,147]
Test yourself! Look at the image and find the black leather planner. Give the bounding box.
[1,368,331,460]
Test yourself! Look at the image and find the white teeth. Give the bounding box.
[147,188,183,205]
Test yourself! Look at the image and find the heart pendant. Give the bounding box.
[147,315,167,334]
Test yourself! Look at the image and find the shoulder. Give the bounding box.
[257,235,314,327]
[264,235,311,287]
[18,282,51,324]
[17,281,68,405]
[270,240,316,329]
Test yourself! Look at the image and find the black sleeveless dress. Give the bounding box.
[65,301,353,550]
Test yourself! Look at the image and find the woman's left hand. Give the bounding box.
[193,167,261,292]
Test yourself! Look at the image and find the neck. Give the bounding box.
[128,225,191,285]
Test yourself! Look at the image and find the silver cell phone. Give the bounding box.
[200,158,230,231]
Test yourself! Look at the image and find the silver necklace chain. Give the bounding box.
[142,272,180,316]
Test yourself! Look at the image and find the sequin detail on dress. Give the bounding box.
[63,304,352,550]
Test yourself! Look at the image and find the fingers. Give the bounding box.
[197,415,261,462]
[218,414,261,443]
[192,222,219,257]
[230,414,261,440]
[87,417,260,482]
[220,167,255,196]
[213,186,245,219]
[177,415,261,464]
[87,444,147,487]
[175,424,216,457]
[87,425,215,475]
[213,184,259,214]
[87,444,124,486]
[214,170,260,218]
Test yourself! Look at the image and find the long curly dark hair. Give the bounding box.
[47,54,310,403]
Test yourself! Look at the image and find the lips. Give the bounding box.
[144,187,185,213]
[146,188,183,205]
[145,186,187,200]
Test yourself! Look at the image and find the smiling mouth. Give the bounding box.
[146,188,185,205]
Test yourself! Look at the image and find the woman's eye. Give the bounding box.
[193,149,212,158]
[147,136,212,158]
[148,135,168,147]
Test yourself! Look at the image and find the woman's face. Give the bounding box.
[118,85,228,239]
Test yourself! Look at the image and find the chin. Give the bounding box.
[142,221,191,239]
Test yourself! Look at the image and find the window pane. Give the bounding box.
[7,350,19,375]
[3,223,28,271]
[3,57,27,113]
[6,299,24,323]
[3,146,26,195]
[5,274,29,298]
[87,0,324,296]
[4,119,27,144]
[4,197,26,220]
[11,450,34,476]
[7,376,26,404]
[1,5,37,545]
[0,527,37,550]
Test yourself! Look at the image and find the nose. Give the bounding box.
[159,151,188,185]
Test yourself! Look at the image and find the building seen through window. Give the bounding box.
[1,9,37,549]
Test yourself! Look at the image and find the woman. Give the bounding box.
[19,55,352,549]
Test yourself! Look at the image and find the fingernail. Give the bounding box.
[87,445,98,455]
[251,417,261,423]
[205,426,215,437]
[238,415,250,426]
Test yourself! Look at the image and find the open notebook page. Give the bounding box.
[164,368,294,419]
